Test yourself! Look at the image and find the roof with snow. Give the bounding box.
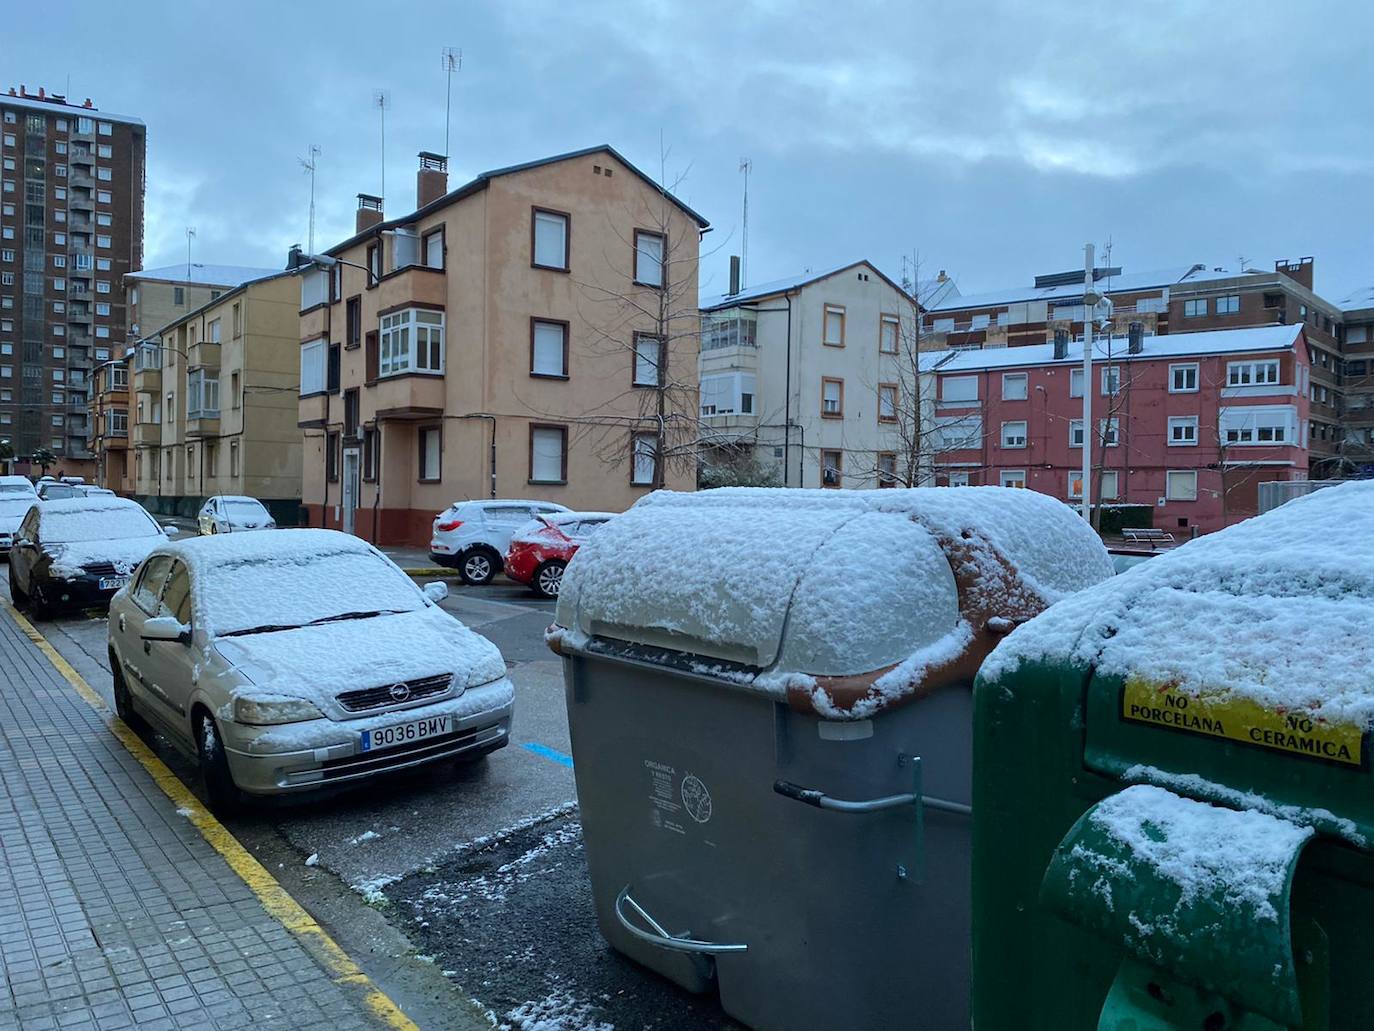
[700,259,910,311]
[921,323,1303,375]
[0,91,144,127]
[125,264,280,287]
[1339,285,1374,313]
[926,265,1260,313]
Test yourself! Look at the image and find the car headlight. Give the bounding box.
[232,693,325,725]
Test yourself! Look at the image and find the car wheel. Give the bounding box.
[208,522,218,535]
[110,654,145,730]
[28,581,55,621]
[195,712,242,814]
[459,549,498,586]
[533,560,567,599]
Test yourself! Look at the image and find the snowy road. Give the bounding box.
[5,575,741,1031]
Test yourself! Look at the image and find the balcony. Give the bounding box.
[371,372,445,421]
[188,339,220,368]
[133,365,161,392]
[68,193,95,213]
[132,422,161,446]
[185,412,220,438]
[68,168,95,190]
[298,392,328,428]
[376,265,447,314]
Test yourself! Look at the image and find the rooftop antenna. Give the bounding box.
[300,144,321,254]
[739,157,752,289]
[185,226,196,288]
[373,89,390,202]
[441,48,462,161]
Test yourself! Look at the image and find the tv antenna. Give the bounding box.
[442,48,462,161]
[300,144,321,253]
[185,226,196,286]
[373,89,390,201]
[739,157,752,289]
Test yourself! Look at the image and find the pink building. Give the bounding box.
[929,323,1312,533]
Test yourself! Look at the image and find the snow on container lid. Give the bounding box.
[552,486,1113,719]
[983,479,1374,729]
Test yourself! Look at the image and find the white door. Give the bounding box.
[342,448,360,535]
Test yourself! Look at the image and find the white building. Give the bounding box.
[698,260,958,488]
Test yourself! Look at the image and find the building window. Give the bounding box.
[1183,298,1207,318]
[366,243,380,283]
[232,301,242,338]
[1166,470,1198,501]
[97,167,112,182]
[1001,421,1027,448]
[97,189,111,203]
[1169,363,1199,392]
[699,372,755,416]
[1069,419,1084,447]
[532,208,569,271]
[1102,366,1121,395]
[345,296,361,349]
[632,333,663,387]
[999,469,1026,489]
[942,375,978,403]
[631,432,658,485]
[327,342,341,393]
[1227,360,1279,386]
[821,450,843,488]
[1217,295,1240,315]
[877,452,897,487]
[186,371,219,418]
[208,318,221,343]
[330,264,342,303]
[362,428,378,481]
[230,440,240,477]
[823,304,845,346]
[299,338,326,395]
[379,308,444,376]
[173,286,185,305]
[423,227,445,270]
[633,230,665,288]
[821,377,844,417]
[97,121,112,135]
[530,318,569,378]
[1220,405,1293,445]
[879,314,900,354]
[1069,470,1119,500]
[878,383,898,422]
[1002,372,1028,401]
[529,424,568,483]
[96,211,112,226]
[1099,417,1120,447]
[1168,415,1198,446]
[326,432,339,482]
[418,425,441,481]
[230,371,241,410]
[95,302,109,315]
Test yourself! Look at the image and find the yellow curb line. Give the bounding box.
[3,601,421,1031]
[402,568,462,579]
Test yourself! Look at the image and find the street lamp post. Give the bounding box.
[300,253,380,288]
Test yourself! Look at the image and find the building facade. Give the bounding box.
[0,86,145,478]
[928,323,1312,533]
[699,261,929,489]
[132,270,302,518]
[1338,286,1374,477]
[298,146,707,546]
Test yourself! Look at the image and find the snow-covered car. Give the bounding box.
[0,474,36,498]
[106,529,515,810]
[36,480,83,500]
[197,495,276,535]
[504,512,616,598]
[0,493,35,557]
[8,497,174,617]
[429,498,570,585]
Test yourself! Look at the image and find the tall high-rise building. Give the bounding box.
[0,85,145,476]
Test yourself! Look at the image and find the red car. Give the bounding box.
[504,512,615,598]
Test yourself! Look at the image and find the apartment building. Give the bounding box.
[133,269,302,519]
[0,85,145,477]
[298,146,707,545]
[928,323,1312,532]
[698,260,937,489]
[86,263,276,491]
[1339,286,1374,476]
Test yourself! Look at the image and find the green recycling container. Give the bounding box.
[972,480,1374,1031]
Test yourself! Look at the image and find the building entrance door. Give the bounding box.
[342,448,360,535]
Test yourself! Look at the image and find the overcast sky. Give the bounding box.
[5,1,1372,302]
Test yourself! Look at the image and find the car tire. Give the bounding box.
[195,712,242,814]
[110,654,145,730]
[532,560,567,599]
[28,581,55,621]
[458,548,499,586]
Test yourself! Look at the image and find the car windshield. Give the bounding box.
[224,500,268,521]
[0,497,33,521]
[43,506,161,544]
[40,484,81,499]
[0,484,33,496]
[200,548,425,638]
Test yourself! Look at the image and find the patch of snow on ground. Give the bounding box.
[410,821,584,916]
[350,829,381,845]
[504,983,614,1031]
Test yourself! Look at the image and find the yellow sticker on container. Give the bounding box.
[1121,677,1367,769]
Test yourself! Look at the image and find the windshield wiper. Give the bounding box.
[218,623,304,638]
[303,608,409,627]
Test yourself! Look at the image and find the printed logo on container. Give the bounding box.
[1121,677,1367,769]
[680,774,713,824]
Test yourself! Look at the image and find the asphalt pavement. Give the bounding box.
[4,563,744,1031]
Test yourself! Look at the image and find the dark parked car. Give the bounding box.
[8,497,172,618]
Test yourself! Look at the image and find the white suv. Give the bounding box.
[430,499,570,585]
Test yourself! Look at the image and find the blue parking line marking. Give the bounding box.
[522,742,574,768]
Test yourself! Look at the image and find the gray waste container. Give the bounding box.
[548,487,1114,1031]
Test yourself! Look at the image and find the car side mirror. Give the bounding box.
[422,581,449,604]
[162,525,177,537]
[142,615,191,644]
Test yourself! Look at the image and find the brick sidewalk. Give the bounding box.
[0,607,389,1031]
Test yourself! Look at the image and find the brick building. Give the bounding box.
[928,323,1312,533]
[0,86,145,477]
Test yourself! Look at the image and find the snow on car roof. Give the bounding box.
[982,480,1374,725]
[544,511,617,525]
[210,494,265,504]
[161,526,373,570]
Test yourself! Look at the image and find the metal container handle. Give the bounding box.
[773,778,972,817]
[614,887,749,955]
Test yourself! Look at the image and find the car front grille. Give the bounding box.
[336,673,453,713]
[81,562,120,576]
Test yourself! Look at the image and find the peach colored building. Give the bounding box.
[298,146,709,545]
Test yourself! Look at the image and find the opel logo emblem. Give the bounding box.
[389,683,411,702]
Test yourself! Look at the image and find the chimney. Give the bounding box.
[1053,328,1069,360]
[1275,257,1314,292]
[1127,321,1144,355]
[286,244,305,271]
[356,193,384,234]
[937,270,947,282]
[417,152,448,209]
[728,255,741,296]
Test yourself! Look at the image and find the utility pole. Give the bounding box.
[185,227,196,285]
[442,48,461,160]
[1081,242,1095,522]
